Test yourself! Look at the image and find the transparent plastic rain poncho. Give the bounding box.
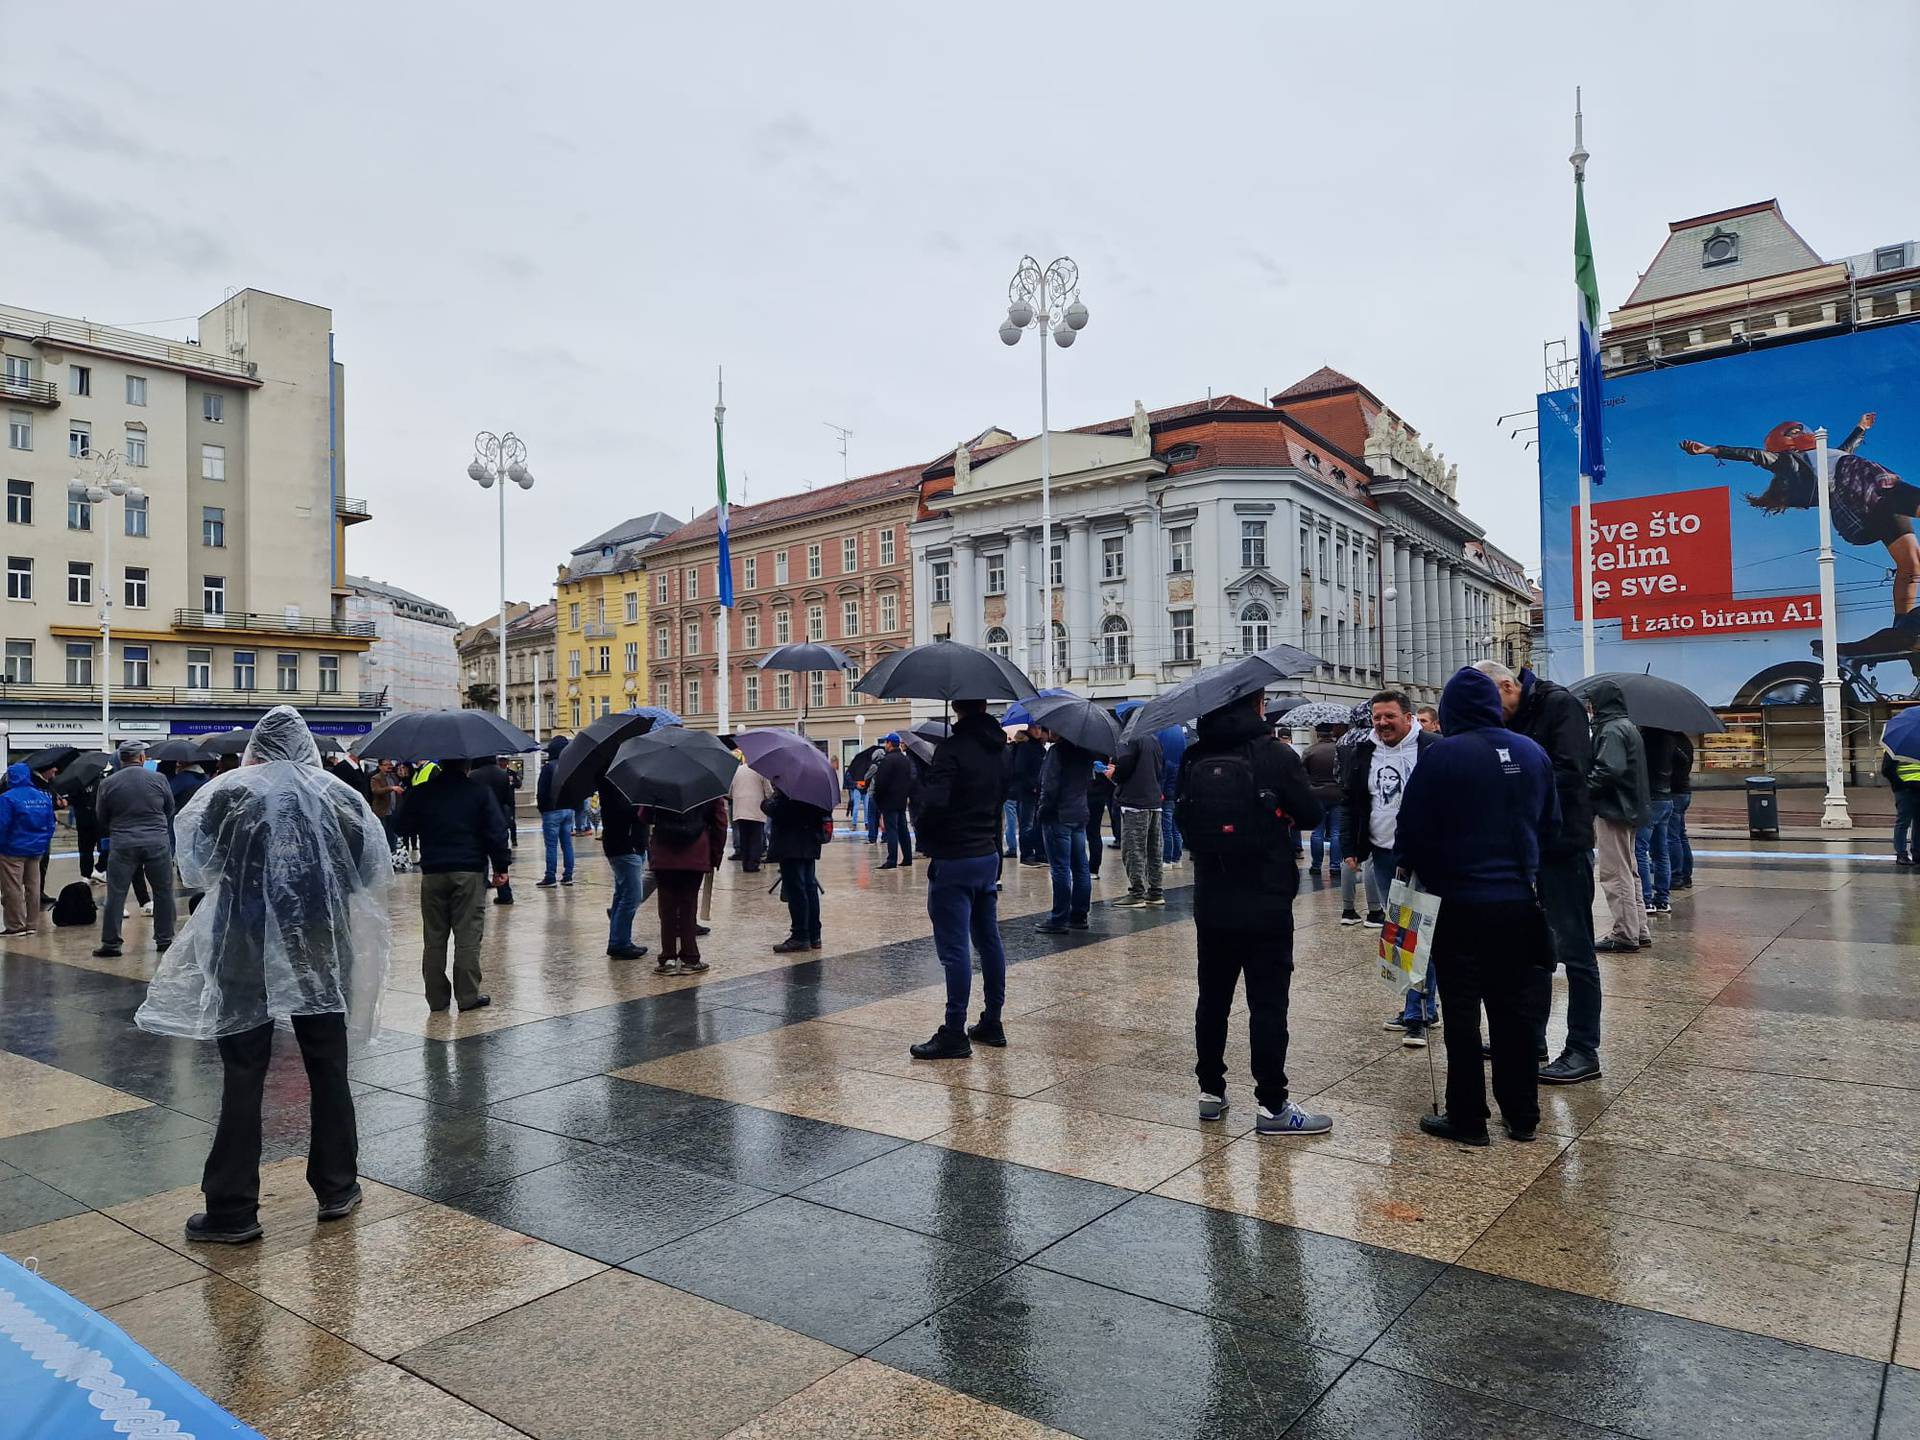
[135,706,392,1050]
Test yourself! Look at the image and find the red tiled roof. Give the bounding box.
[1273,366,1363,400]
[651,463,925,550]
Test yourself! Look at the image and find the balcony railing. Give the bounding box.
[582,621,616,638]
[0,376,59,406]
[0,681,386,709]
[3,312,257,380]
[334,495,371,524]
[172,608,376,639]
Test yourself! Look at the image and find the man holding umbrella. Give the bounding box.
[391,759,512,1012]
[870,734,916,870]
[1587,679,1653,954]
[535,735,576,888]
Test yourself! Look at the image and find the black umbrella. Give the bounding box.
[853,641,1038,702]
[51,752,113,794]
[757,642,854,673]
[549,708,676,810]
[147,738,216,763]
[604,726,739,813]
[353,707,539,762]
[1566,672,1726,734]
[195,728,254,756]
[23,745,80,773]
[910,719,952,742]
[1024,693,1122,756]
[1121,645,1323,738]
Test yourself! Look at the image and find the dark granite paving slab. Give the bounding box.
[873,1264,1349,1440]
[1032,1193,1444,1356]
[487,1075,737,1146]
[43,1036,228,1115]
[353,1110,590,1202]
[0,1107,216,1207]
[346,1044,602,1111]
[1367,1267,1886,1440]
[516,1005,790,1072]
[1881,1366,1919,1440]
[1713,976,1920,1024]
[610,1102,904,1193]
[626,1195,1010,1354]
[0,1171,90,1232]
[796,1141,1131,1261]
[1285,1361,1628,1438]
[451,1145,773,1264]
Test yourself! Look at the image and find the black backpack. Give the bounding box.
[651,805,709,847]
[51,881,97,927]
[1175,742,1289,856]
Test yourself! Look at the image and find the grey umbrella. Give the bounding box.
[1566,673,1726,734]
[757,642,854,673]
[853,641,1037,703]
[1121,645,1324,738]
[1024,693,1122,757]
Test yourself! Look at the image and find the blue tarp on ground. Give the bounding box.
[0,1252,264,1438]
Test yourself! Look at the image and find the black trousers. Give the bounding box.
[1430,899,1552,1132]
[76,816,100,878]
[1194,920,1294,1111]
[204,1013,357,1227]
[736,820,766,872]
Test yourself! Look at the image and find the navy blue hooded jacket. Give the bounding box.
[1394,667,1558,904]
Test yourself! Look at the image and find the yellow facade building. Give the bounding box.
[553,512,679,732]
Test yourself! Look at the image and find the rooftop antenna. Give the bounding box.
[823,422,852,481]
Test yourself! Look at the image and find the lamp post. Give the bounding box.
[999,256,1089,689]
[68,450,144,749]
[1813,428,1852,828]
[467,432,534,720]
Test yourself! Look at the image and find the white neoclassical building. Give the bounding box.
[910,369,1533,707]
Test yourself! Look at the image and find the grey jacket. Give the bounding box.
[97,765,177,847]
[1586,680,1651,828]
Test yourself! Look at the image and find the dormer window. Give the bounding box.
[1166,443,1199,462]
[1701,228,1739,269]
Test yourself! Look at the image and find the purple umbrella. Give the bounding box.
[734,728,839,811]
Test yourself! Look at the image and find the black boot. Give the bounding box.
[1418,1112,1490,1147]
[966,1014,1006,1048]
[909,1025,972,1060]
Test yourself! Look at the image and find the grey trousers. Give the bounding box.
[420,870,487,1009]
[1595,818,1648,944]
[101,837,176,947]
[1120,808,1164,898]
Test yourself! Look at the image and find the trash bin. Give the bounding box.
[1745,776,1779,838]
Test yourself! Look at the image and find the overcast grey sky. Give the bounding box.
[6,1,1915,622]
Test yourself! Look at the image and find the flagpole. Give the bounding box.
[716,367,731,739]
[1572,88,1599,679]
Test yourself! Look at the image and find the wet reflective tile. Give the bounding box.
[104,1274,377,1418]
[0,1049,148,1138]
[0,1121,218,1208]
[453,1145,773,1264]
[749,1068,1013,1140]
[794,1142,1129,1260]
[610,1104,904,1193]
[0,1100,209,1178]
[346,1044,602,1112]
[1368,1266,1887,1440]
[245,1203,604,1359]
[626,1195,1010,1354]
[1663,1005,1920,1089]
[401,1268,849,1440]
[0,1170,88,1231]
[720,1358,1075,1439]
[1286,1361,1619,1438]
[353,1111,591,1201]
[1032,1193,1443,1356]
[0,1211,205,1309]
[930,1098,1221,1191]
[871,1264,1348,1440]
[612,1045,830,1103]
[249,1361,528,1439]
[1883,1365,1920,1439]
[487,1073,737,1144]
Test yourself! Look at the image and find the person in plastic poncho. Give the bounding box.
[135,705,391,1246]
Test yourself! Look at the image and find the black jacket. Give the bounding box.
[916,712,1008,860]
[537,761,565,813]
[598,782,646,858]
[1341,729,1439,863]
[1301,739,1343,809]
[1112,732,1165,810]
[868,748,914,811]
[1587,680,1651,826]
[1641,727,1678,800]
[1009,736,1046,800]
[471,759,516,827]
[1181,706,1321,931]
[392,770,512,874]
[1509,672,1595,857]
[1037,740,1094,826]
[1670,734,1694,795]
[763,792,828,861]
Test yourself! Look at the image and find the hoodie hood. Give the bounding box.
[1196,702,1271,747]
[4,762,30,788]
[1586,678,1630,724]
[954,710,1007,754]
[1439,667,1505,735]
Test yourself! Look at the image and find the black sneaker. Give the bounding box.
[607,944,650,960]
[92,944,123,958]
[910,1026,973,1060]
[185,1212,263,1245]
[694,925,711,937]
[1035,921,1070,935]
[1594,937,1637,953]
[967,1014,1006,1048]
[1418,1113,1489,1147]
[1364,909,1386,928]
[1539,1052,1602,1085]
[1339,909,1362,926]
[772,936,809,954]
[1505,1122,1538,1143]
[561,876,575,886]
[1401,1023,1429,1048]
[1067,917,1089,930]
[317,1185,363,1222]
[680,956,710,973]
[536,878,557,889]
[457,995,492,1012]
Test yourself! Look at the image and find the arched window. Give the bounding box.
[1239,601,1271,654]
[1100,614,1130,669]
[984,625,1009,658]
[1051,621,1068,676]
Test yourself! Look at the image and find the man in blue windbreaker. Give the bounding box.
[0,761,56,934]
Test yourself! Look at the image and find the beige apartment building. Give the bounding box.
[0,289,377,754]
[457,601,559,737]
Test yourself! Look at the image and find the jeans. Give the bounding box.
[1161,802,1182,862]
[849,789,867,828]
[607,851,647,950]
[1341,853,1381,914]
[881,809,912,865]
[1667,793,1693,883]
[101,837,175,947]
[780,858,820,942]
[1898,790,1919,860]
[866,794,882,843]
[420,870,488,1008]
[540,809,575,882]
[1371,847,1434,1023]
[1194,919,1294,1111]
[575,802,594,833]
[1042,821,1090,924]
[1536,851,1600,1057]
[1120,809,1163,898]
[1308,806,1341,873]
[204,1013,356,1228]
[1003,799,1021,857]
[1430,899,1551,1132]
[1019,795,1042,861]
[927,854,1006,1030]
[1635,798,1674,909]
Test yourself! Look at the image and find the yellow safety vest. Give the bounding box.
[1898,758,1920,784]
[412,762,438,786]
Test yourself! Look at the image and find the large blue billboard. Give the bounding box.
[1538,322,1920,706]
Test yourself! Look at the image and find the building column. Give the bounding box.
[912,546,932,647]
[1407,548,1430,690]
[1126,508,1157,680]
[1430,558,1450,686]
[1277,499,1303,647]
[950,536,978,646]
[1066,518,1092,680]
[1378,536,1398,686]
[1451,568,1472,671]
[1393,538,1414,685]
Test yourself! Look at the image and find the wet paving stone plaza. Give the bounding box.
[2,835,1916,1439]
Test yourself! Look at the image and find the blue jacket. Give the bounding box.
[0,762,56,857]
[1394,668,1558,904]
[1155,725,1188,795]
